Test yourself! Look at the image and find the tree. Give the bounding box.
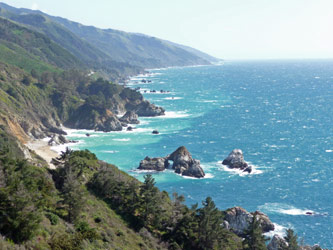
[244,215,267,250]
[284,229,299,250]
[139,174,162,228]
[62,166,85,223]
[197,197,224,250]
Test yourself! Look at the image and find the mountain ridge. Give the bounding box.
[0,2,219,79]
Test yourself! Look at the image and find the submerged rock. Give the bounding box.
[222,149,252,173]
[138,156,168,171]
[224,207,274,236]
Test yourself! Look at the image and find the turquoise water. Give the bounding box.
[67,60,333,247]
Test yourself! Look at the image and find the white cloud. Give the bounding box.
[31,3,39,10]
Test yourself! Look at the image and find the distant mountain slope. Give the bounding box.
[0,5,141,80]
[164,40,220,63]
[0,2,218,70]
[45,17,212,68]
[0,17,81,73]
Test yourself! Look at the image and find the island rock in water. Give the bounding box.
[138,146,205,178]
[138,156,168,171]
[222,149,252,173]
[168,146,205,178]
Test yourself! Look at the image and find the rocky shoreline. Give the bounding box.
[16,72,323,249]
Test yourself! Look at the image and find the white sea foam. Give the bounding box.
[164,97,183,100]
[202,100,218,103]
[131,169,164,174]
[103,150,119,153]
[50,140,83,154]
[142,91,174,95]
[121,127,157,134]
[112,138,131,142]
[264,223,288,239]
[219,162,263,176]
[258,203,317,216]
[162,111,190,118]
[175,172,214,179]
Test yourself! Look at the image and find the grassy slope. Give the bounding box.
[0,17,82,73]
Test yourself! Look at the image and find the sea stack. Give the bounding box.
[137,146,205,178]
[167,146,205,178]
[222,149,252,173]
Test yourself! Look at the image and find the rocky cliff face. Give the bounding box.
[267,235,288,250]
[138,146,205,178]
[65,88,164,132]
[119,111,140,124]
[223,206,274,236]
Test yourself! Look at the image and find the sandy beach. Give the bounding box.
[26,138,59,169]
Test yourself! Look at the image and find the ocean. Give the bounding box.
[64,60,333,247]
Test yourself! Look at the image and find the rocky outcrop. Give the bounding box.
[180,159,205,178]
[65,105,123,132]
[267,235,322,250]
[138,156,168,171]
[224,207,253,235]
[267,235,288,250]
[167,147,205,178]
[48,134,78,146]
[222,149,252,173]
[167,146,205,178]
[119,111,139,124]
[134,100,165,117]
[252,211,275,232]
[224,207,274,236]
[95,116,123,132]
[137,146,205,178]
[48,134,68,146]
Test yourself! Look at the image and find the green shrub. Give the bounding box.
[46,212,59,225]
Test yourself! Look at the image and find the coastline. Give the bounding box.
[26,138,59,169]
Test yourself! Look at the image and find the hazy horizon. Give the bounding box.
[1,0,333,60]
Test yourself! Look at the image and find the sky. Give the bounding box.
[1,0,333,60]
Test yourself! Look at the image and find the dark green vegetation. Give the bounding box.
[2,140,271,249]
[0,2,219,81]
